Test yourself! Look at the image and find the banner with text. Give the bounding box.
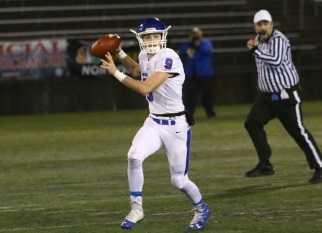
[0,39,67,80]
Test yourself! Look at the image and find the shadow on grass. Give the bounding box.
[211,182,310,200]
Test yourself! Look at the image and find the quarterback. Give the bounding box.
[100,17,210,230]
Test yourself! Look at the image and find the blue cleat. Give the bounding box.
[120,208,144,230]
[188,201,211,230]
[120,194,144,230]
[120,218,136,230]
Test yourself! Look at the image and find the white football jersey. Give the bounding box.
[138,48,185,114]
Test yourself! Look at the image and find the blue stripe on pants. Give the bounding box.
[184,129,192,175]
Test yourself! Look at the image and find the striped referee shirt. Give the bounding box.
[253,30,299,93]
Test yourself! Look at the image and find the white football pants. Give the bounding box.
[127,114,202,204]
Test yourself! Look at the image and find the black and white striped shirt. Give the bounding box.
[253,30,299,93]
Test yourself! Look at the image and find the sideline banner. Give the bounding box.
[0,39,67,79]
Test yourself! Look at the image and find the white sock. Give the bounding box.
[128,158,144,193]
[130,195,143,211]
[182,179,203,204]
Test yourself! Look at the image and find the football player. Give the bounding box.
[100,17,210,230]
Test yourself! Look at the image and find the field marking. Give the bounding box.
[1,206,322,232]
[0,210,194,232]
[0,173,246,198]
[2,193,322,216]
[1,141,307,166]
[0,193,187,213]
[0,180,319,213]
[0,221,120,232]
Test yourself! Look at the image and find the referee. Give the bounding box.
[245,10,322,183]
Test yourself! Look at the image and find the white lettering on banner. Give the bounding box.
[81,65,107,76]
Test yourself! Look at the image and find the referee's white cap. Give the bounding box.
[253,9,272,24]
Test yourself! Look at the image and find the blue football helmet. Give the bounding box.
[130,17,171,54]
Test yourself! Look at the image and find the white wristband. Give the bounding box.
[117,49,127,60]
[113,70,127,82]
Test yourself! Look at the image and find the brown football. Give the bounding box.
[90,34,121,58]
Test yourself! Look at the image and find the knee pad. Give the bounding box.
[171,174,189,190]
[128,158,142,170]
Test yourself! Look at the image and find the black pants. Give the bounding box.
[183,76,215,117]
[244,87,322,169]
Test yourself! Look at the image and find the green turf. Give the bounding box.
[0,102,322,233]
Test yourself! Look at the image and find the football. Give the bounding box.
[90,34,121,58]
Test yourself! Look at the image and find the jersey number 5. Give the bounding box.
[146,92,153,102]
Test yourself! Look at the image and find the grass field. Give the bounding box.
[0,101,322,233]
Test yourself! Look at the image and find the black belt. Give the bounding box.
[261,84,300,95]
[260,85,300,101]
[151,111,186,117]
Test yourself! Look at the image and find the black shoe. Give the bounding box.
[309,169,322,184]
[245,162,275,177]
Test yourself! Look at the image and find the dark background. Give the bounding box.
[0,0,321,115]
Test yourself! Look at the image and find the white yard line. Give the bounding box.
[1,207,322,232]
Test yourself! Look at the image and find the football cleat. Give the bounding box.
[120,195,144,230]
[120,208,144,230]
[189,201,211,230]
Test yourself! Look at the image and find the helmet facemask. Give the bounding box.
[130,26,171,55]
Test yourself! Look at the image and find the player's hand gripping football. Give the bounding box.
[113,34,122,54]
[100,52,118,76]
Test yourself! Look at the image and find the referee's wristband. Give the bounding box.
[117,49,127,60]
[113,70,127,82]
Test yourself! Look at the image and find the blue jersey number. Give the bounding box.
[146,93,154,102]
[164,58,173,70]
